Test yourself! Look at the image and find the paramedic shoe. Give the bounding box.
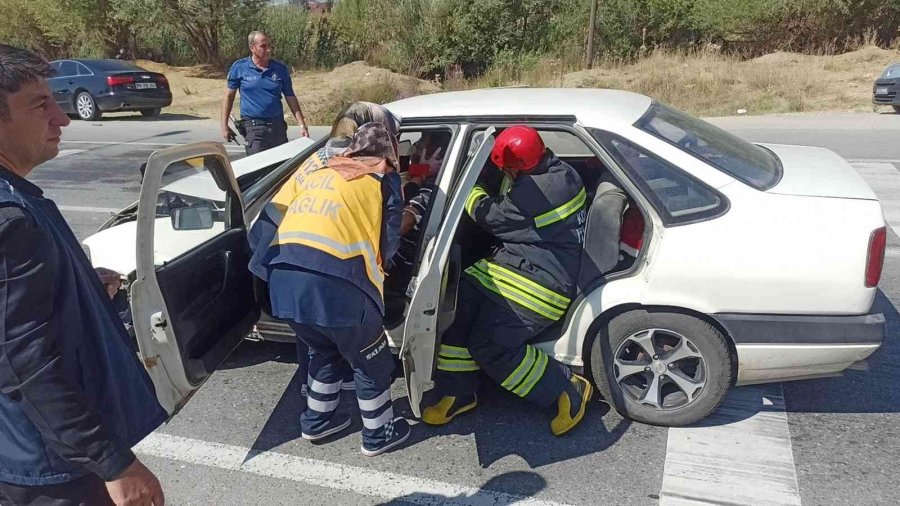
[302,413,352,442]
[361,418,411,457]
[550,374,593,436]
[421,395,477,426]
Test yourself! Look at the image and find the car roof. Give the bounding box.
[51,59,148,72]
[385,88,653,128]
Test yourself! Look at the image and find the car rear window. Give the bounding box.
[635,103,782,190]
[882,64,900,79]
[594,131,727,226]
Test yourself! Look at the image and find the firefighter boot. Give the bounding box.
[551,374,593,436]
[421,395,478,426]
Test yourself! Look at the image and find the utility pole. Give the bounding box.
[586,0,597,69]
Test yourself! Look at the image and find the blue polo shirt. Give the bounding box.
[227,56,296,120]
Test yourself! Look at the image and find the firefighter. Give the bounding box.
[421,125,592,436]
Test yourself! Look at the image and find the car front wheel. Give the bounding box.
[590,309,732,426]
[75,92,101,120]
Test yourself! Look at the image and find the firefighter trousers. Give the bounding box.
[433,279,570,408]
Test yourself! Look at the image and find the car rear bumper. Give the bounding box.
[872,80,899,106]
[96,91,173,111]
[713,312,886,385]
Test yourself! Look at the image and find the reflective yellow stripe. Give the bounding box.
[276,231,384,286]
[465,186,489,216]
[500,175,513,194]
[477,260,570,309]
[501,346,535,390]
[514,351,549,397]
[439,344,472,359]
[466,267,564,320]
[437,358,480,372]
[534,188,587,228]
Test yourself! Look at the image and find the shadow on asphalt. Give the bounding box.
[375,470,548,505]
[227,340,630,469]
[781,289,900,414]
[89,112,207,121]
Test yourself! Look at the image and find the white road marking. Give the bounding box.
[852,162,900,237]
[57,205,120,214]
[56,149,85,157]
[135,432,570,506]
[659,384,801,506]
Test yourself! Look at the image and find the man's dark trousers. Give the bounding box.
[0,473,114,506]
[244,117,288,155]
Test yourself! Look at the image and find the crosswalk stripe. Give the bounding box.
[135,432,571,506]
[659,384,801,506]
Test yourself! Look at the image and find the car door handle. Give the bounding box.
[67,81,75,85]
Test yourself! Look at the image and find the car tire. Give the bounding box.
[75,91,101,121]
[893,106,900,114]
[140,107,161,117]
[589,309,732,427]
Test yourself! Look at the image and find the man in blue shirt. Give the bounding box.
[221,30,309,155]
[0,45,167,505]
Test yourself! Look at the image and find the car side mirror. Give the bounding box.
[171,204,214,231]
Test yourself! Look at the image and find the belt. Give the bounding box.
[241,118,282,127]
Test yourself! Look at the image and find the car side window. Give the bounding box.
[58,61,78,78]
[77,63,92,76]
[594,131,727,225]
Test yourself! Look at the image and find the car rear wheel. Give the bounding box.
[75,92,101,121]
[140,107,161,117]
[590,309,732,426]
[893,106,900,114]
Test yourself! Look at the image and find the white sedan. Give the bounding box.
[84,89,887,427]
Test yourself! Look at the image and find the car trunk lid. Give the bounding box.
[760,143,877,200]
[106,71,169,92]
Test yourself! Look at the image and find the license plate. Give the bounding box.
[135,82,157,89]
[876,87,889,95]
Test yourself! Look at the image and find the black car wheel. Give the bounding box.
[894,106,900,114]
[75,91,101,121]
[140,107,161,117]
[589,309,732,426]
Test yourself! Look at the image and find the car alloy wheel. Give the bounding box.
[590,309,732,426]
[75,92,101,120]
[613,328,705,410]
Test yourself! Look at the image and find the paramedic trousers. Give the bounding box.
[433,280,569,408]
[288,296,397,447]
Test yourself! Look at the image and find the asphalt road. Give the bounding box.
[31,111,900,505]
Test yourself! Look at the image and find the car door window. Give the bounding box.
[133,144,257,414]
[58,61,77,78]
[595,132,727,225]
[76,63,92,76]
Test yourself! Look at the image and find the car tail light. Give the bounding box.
[106,75,134,87]
[865,227,886,287]
[157,75,169,87]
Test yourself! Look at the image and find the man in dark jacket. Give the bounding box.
[0,45,167,505]
[421,125,593,436]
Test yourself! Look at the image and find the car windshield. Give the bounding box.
[635,103,782,190]
[882,64,900,79]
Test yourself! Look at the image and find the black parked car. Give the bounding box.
[48,59,173,120]
[873,63,900,113]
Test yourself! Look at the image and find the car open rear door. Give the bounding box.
[401,127,495,417]
[131,142,259,415]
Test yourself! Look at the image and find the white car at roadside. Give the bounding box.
[84,89,887,427]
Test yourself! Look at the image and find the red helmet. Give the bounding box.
[490,125,545,171]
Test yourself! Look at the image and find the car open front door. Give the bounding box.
[131,142,259,415]
[401,127,496,417]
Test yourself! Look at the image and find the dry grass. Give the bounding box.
[140,59,438,123]
[143,45,900,121]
